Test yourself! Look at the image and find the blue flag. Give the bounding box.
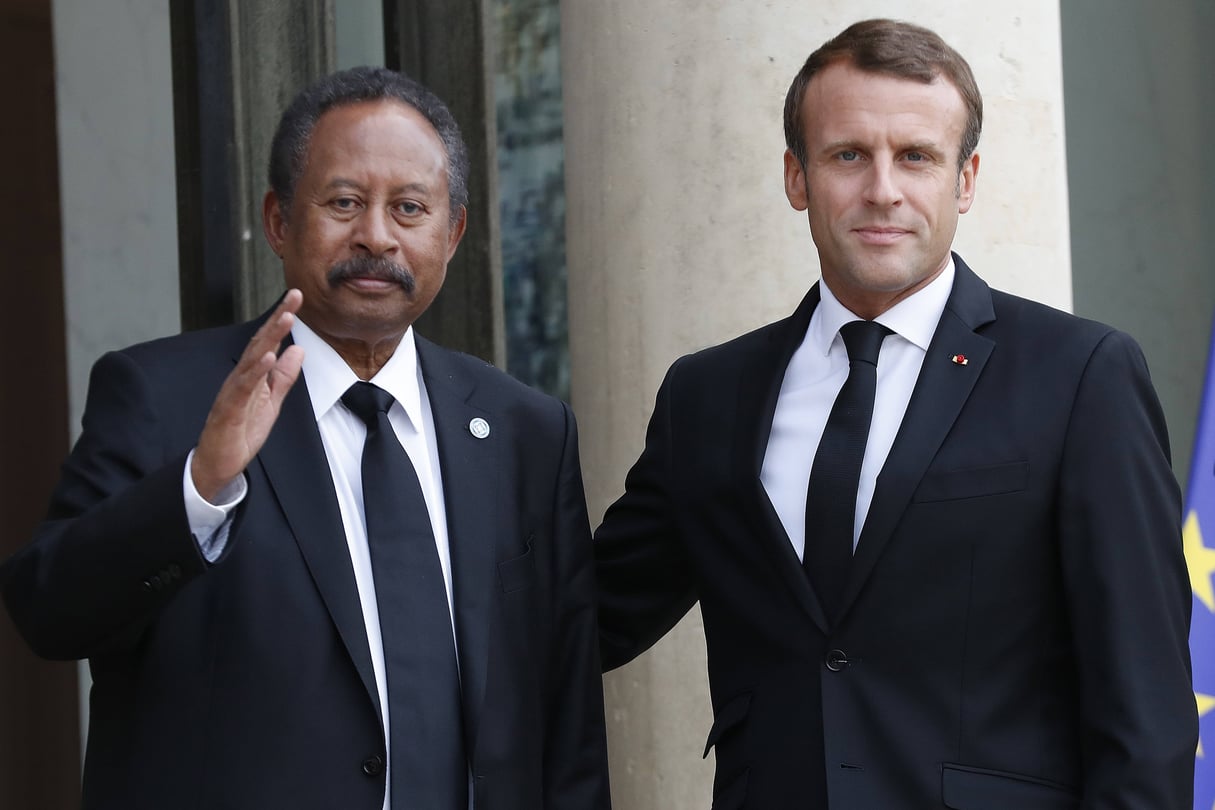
[1187,321,1215,810]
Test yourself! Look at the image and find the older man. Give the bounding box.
[595,19,1195,809]
[2,67,610,810]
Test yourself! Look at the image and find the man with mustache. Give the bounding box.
[594,19,1195,809]
[1,67,610,810]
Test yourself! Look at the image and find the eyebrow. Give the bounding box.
[902,141,946,157]
[818,140,862,156]
[323,178,434,196]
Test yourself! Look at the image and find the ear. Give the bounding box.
[445,205,468,261]
[956,151,980,214]
[783,149,809,212]
[262,190,288,256]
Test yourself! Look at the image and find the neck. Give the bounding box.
[326,332,406,380]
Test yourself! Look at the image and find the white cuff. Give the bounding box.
[183,448,247,562]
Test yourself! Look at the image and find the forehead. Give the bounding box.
[301,99,449,187]
[801,61,967,146]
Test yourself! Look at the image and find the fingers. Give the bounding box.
[267,344,305,402]
[242,289,301,360]
[230,290,303,394]
[279,287,303,314]
[192,292,305,503]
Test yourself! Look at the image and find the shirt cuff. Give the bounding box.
[183,448,247,562]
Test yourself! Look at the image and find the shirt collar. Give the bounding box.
[291,318,424,431]
[810,255,955,354]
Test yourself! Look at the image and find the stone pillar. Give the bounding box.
[561,3,1071,808]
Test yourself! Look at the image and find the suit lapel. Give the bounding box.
[835,257,997,621]
[733,287,831,633]
[254,339,381,713]
[416,337,497,754]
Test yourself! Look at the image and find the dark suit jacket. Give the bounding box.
[1,316,610,810]
[595,256,1195,809]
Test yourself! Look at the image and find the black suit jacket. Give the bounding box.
[1,316,610,810]
[595,256,1195,809]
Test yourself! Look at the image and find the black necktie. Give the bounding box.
[341,381,467,810]
[804,320,892,621]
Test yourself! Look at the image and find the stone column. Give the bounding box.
[561,3,1070,808]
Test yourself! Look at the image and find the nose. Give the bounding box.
[353,208,399,256]
[864,161,902,208]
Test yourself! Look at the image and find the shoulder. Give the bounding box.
[986,288,1143,367]
[80,321,257,417]
[675,310,797,369]
[114,320,254,372]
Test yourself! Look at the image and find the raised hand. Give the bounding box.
[190,290,306,503]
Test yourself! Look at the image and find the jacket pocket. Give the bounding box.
[913,461,1028,503]
[497,535,536,593]
[942,763,1079,809]
[704,692,751,808]
[703,691,751,757]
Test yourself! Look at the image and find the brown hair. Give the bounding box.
[783,19,982,172]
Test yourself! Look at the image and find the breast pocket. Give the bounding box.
[912,461,1028,503]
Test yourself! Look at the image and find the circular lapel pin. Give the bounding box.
[469,417,490,439]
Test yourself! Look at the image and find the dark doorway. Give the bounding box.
[0,0,82,807]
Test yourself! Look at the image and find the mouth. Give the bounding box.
[340,277,401,292]
[852,226,912,246]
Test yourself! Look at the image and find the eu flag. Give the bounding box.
[1187,321,1215,810]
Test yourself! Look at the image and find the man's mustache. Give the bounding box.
[327,256,416,294]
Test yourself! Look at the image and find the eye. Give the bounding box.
[331,197,359,211]
[394,201,425,216]
[838,150,861,162]
[905,151,926,162]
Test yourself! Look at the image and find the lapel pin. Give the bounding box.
[469,417,490,439]
[950,354,969,366]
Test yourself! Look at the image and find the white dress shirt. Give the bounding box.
[183,319,455,810]
[761,258,955,562]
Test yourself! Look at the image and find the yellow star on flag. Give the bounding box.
[1200,692,1215,759]
[1185,510,1215,613]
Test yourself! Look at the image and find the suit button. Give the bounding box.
[825,649,849,672]
[147,574,163,591]
[362,756,384,776]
